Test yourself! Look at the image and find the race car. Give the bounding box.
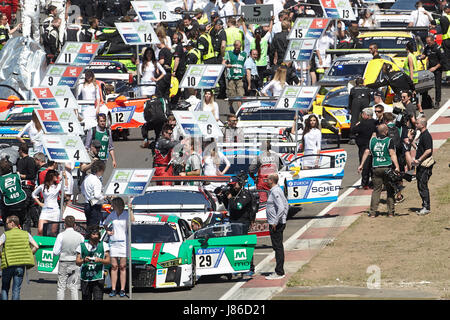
[373,0,441,27]
[85,59,134,94]
[33,214,257,289]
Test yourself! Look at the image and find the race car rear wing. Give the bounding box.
[150,176,231,183]
[326,49,405,55]
[132,204,207,211]
[358,26,429,32]
[227,97,278,102]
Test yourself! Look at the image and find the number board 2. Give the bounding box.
[41,65,85,88]
[131,1,178,22]
[104,169,155,196]
[32,86,78,110]
[196,248,225,269]
[284,39,317,62]
[115,22,160,45]
[288,18,329,40]
[35,108,83,135]
[42,135,91,163]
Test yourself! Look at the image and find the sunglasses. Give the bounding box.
[375,110,382,113]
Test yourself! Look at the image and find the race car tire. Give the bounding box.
[112,130,121,141]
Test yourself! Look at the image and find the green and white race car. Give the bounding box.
[33,214,257,290]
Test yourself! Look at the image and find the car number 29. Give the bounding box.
[197,255,213,268]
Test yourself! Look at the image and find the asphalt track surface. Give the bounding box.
[15,86,450,300]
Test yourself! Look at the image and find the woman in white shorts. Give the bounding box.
[103,197,135,298]
[32,169,66,236]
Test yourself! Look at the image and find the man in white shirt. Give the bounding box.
[53,215,85,300]
[408,1,433,42]
[81,160,105,227]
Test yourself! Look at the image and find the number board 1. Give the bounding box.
[131,1,178,22]
[104,169,155,196]
[35,108,83,135]
[115,22,160,45]
[55,42,100,65]
[179,64,225,89]
[275,86,319,110]
[319,0,356,20]
[41,65,85,88]
[288,18,329,40]
[240,4,274,25]
[32,86,78,110]
[42,134,91,163]
[284,39,317,62]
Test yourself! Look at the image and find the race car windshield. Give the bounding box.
[328,61,367,77]
[132,190,212,210]
[358,37,414,50]
[322,91,350,108]
[238,109,297,121]
[131,224,180,243]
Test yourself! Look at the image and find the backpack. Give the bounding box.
[421,92,433,109]
[143,97,167,124]
[387,124,401,151]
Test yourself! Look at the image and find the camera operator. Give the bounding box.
[411,117,434,215]
[217,174,255,275]
[153,124,182,186]
[358,124,400,218]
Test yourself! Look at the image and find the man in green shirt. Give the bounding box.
[223,40,246,113]
[76,226,110,300]
[358,124,400,218]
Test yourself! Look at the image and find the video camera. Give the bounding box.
[392,106,409,128]
[214,171,248,203]
[385,167,414,194]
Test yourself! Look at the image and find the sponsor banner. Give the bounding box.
[286,178,342,201]
[319,0,356,20]
[115,22,160,45]
[173,111,223,138]
[288,18,329,40]
[240,4,273,25]
[111,105,136,125]
[179,64,225,89]
[104,169,154,196]
[32,86,78,110]
[284,39,317,61]
[41,65,84,88]
[131,1,179,22]
[55,42,100,65]
[196,247,225,269]
[275,86,319,110]
[43,135,91,163]
[35,108,83,135]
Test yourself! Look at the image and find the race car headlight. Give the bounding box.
[159,258,183,268]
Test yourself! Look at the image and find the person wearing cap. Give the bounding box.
[198,24,216,64]
[186,41,202,65]
[194,8,208,25]
[372,91,392,118]
[223,40,247,113]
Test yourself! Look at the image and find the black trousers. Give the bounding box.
[416,165,433,210]
[358,145,372,187]
[141,121,163,142]
[84,203,103,227]
[81,279,105,300]
[433,70,442,103]
[269,223,286,276]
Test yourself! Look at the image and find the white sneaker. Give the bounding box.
[417,208,430,215]
[265,273,286,280]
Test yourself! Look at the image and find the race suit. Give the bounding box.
[21,0,45,42]
[153,137,179,186]
[46,0,67,43]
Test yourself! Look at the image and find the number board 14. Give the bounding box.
[115,22,160,45]
[104,169,155,196]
